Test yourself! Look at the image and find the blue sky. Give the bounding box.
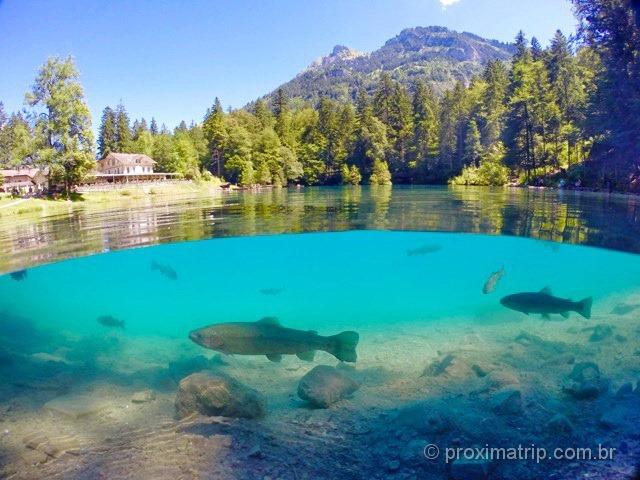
[0,0,577,130]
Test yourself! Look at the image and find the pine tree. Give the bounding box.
[531,37,544,61]
[0,102,7,130]
[273,88,293,147]
[150,118,158,135]
[202,97,228,174]
[464,120,483,167]
[115,103,131,153]
[411,81,440,180]
[254,99,274,129]
[98,106,117,158]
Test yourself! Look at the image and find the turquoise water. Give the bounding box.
[1,231,639,342]
[2,226,640,479]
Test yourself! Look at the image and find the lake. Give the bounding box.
[0,185,638,479]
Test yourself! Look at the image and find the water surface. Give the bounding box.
[2,185,640,274]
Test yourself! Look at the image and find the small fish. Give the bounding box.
[151,261,178,280]
[610,303,640,315]
[9,270,27,281]
[500,287,593,319]
[97,315,125,329]
[260,288,284,296]
[189,317,359,363]
[406,244,442,256]
[482,266,505,294]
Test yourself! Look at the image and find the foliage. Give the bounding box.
[450,143,509,186]
[25,56,95,194]
[2,6,638,192]
[369,160,392,185]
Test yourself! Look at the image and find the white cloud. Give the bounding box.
[439,0,461,6]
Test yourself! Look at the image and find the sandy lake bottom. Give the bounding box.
[0,231,639,479]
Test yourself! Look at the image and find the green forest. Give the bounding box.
[0,0,638,193]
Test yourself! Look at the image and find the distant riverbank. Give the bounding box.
[0,181,228,220]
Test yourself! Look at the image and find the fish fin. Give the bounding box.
[258,317,280,326]
[327,331,359,363]
[266,354,282,362]
[577,297,593,319]
[541,313,551,320]
[296,351,315,362]
[560,311,570,319]
[540,287,553,295]
[151,261,158,270]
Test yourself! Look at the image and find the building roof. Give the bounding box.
[0,168,44,179]
[100,153,156,166]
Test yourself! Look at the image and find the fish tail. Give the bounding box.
[576,297,593,319]
[327,331,359,363]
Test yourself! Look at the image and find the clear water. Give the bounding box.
[2,231,639,338]
[3,185,640,275]
[1,188,640,479]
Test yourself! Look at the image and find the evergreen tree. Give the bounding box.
[531,37,544,60]
[411,81,440,180]
[0,102,7,130]
[254,99,274,129]
[150,117,158,135]
[464,120,483,167]
[98,106,117,158]
[115,103,131,152]
[202,97,228,174]
[0,113,33,167]
[572,0,640,189]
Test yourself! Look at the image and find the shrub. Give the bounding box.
[369,160,392,185]
[450,143,509,186]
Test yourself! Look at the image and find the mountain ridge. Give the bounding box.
[257,26,515,106]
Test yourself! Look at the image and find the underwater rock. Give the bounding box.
[399,438,430,467]
[514,332,566,353]
[22,432,80,459]
[585,324,614,342]
[547,413,574,434]
[175,372,265,419]
[561,362,609,400]
[615,383,634,398]
[297,365,359,408]
[44,393,111,419]
[471,363,490,378]
[394,402,453,435]
[599,406,629,430]
[131,389,156,403]
[450,458,490,480]
[30,352,78,366]
[489,387,523,415]
[10,269,27,281]
[422,353,455,377]
[481,369,520,392]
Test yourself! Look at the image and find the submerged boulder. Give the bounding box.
[561,362,609,400]
[489,387,523,415]
[131,389,156,403]
[450,458,490,480]
[297,365,359,408]
[175,371,265,419]
[547,413,574,434]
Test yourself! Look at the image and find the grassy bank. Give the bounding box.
[0,181,226,220]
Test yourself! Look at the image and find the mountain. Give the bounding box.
[259,26,515,106]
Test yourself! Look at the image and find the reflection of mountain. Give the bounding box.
[1,187,640,274]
